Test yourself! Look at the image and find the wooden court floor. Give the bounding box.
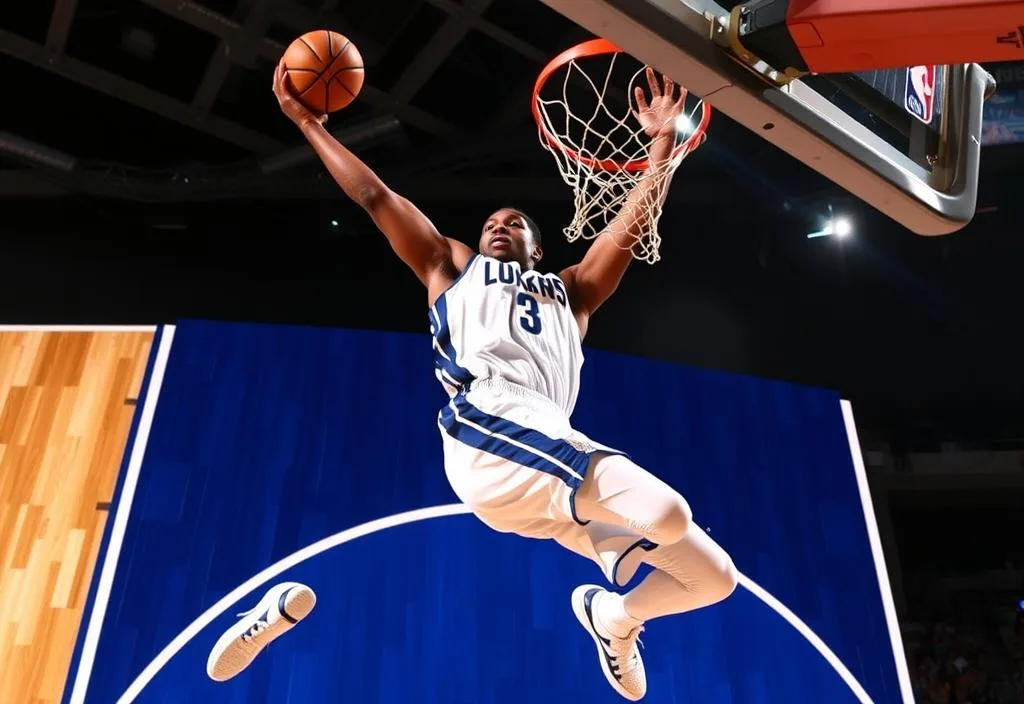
[0,330,153,704]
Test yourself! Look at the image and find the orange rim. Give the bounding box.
[531,38,711,173]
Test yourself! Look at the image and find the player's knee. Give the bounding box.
[710,554,739,603]
[652,492,692,545]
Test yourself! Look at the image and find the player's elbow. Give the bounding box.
[356,183,388,211]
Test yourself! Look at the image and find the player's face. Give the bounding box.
[479,209,540,268]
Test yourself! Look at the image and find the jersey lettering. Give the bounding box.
[482,260,567,306]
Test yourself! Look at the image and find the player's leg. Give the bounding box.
[572,451,693,546]
[568,525,737,701]
[574,453,737,629]
[626,525,737,618]
[569,453,737,701]
[586,522,737,630]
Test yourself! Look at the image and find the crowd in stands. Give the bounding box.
[904,606,1024,703]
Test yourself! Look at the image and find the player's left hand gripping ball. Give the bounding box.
[206,582,317,682]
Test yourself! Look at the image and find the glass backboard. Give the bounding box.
[538,0,995,235]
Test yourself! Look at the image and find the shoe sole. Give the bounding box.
[570,584,643,702]
[206,582,316,682]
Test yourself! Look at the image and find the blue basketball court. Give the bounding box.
[61,320,912,703]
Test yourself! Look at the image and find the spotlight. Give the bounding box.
[807,215,853,239]
[675,113,693,134]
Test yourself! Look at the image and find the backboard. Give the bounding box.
[538,0,996,235]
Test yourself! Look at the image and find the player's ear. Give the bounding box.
[530,245,543,265]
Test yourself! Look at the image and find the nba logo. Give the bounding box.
[905,65,936,124]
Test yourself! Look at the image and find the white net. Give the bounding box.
[534,50,709,264]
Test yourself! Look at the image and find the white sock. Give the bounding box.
[594,590,644,639]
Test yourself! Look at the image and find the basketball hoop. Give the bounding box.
[532,39,711,264]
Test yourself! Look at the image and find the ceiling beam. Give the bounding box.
[234,175,585,202]
[487,27,591,132]
[0,167,725,204]
[142,0,456,136]
[0,170,67,197]
[272,3,382,64]
[0,28,284,154]
[44,0,79,58]
[0,168,571,201]
[314,0,344,16]
[422,0,548,64]
[390,0,494,105]
[400,174,731,204]
[394,132,539,178]
[191,0,275,115]
[353,86,457,136]
[386,31,592,179]
[137,0,285,65]
[400,176,571,201]
[396,28,588,176]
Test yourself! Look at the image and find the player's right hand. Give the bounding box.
[272,59,327,129]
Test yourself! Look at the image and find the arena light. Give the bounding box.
[675,113,693,135]
[807,207,852,239]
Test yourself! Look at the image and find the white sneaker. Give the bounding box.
[206,582,316,682]
[571,584,647,701]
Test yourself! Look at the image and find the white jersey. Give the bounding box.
[428,254,584,415]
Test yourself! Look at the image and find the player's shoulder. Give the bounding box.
[445,237,477,271]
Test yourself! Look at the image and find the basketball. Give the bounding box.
[282,30,364,115]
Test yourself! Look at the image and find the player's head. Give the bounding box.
[479,207,543,269]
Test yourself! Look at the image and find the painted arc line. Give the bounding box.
[116,503,875,703]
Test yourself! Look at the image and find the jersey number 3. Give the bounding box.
[516,293,542,335]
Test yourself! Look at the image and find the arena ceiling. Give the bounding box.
[0,0,879,208]
[0,0,1019,210]
[0,0,1023,432]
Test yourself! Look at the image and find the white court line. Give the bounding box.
[0,325,158,332]
[842,399,915,704]
[737,574,872,703]
[68,325,177,704]
[117,504,877,704]
[116,504,475,703]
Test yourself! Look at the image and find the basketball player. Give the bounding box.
[273,60,737,701]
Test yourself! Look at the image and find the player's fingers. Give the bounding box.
[673,85,687,110]
[662,73,675,100]
[274,61,288,93]
[645,66,660,97]
[634,85,649,113]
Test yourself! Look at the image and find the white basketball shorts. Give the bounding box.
[438,377,625,539]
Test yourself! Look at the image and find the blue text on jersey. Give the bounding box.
[482,261,568,306]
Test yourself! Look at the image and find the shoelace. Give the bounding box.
[608,626,645,675]
[239,615,270,643]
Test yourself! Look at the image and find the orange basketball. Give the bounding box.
[282,30,364,114]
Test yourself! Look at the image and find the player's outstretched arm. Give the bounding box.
[561,68,684,326]
[272,60,471,293]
